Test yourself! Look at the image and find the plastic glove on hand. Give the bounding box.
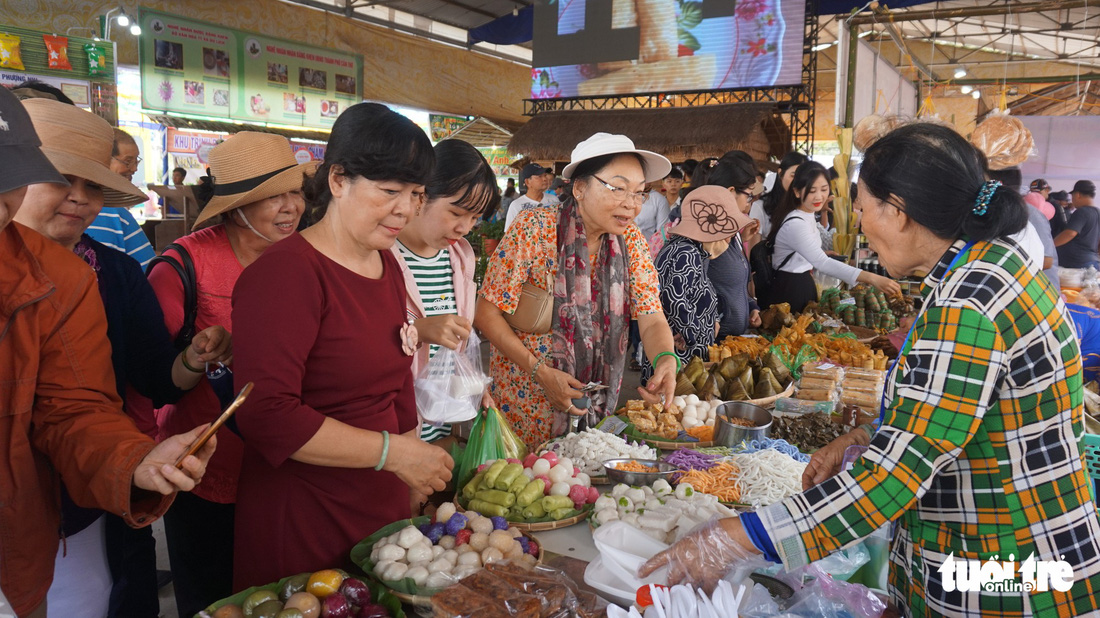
[638,518,758,594]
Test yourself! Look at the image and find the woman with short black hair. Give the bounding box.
[644,122,1100,616]
[231,103,454,587]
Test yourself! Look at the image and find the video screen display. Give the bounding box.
[531,0,807,99]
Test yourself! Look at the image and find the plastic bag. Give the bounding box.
[43,35,72,70]
[414,331,490,426]
[0,33,25,70]
[430,560,591,617]
[453,406,527,486]
[780,564,886,618]
[84,43,107,76]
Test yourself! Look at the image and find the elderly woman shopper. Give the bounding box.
[392,139,500,444]
[644,186,751,380]
[144,131,315,617]
[15,98,232,618]
[760,161,900,312]
[231,103,454,588]
[476,133,680,448]
[642,123,1100,617]
[0,85,213,618]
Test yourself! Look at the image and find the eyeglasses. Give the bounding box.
[592,175,648,206]
[735,188,755,199]
[112,156,142,168]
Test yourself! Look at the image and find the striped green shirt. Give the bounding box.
[397,241,458,442]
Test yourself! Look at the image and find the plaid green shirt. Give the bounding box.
[759,239,1100,617]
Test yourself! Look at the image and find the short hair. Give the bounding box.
[112,128,137,157]
[173,167,186,175]
[10,81,74,105]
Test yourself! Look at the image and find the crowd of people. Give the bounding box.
[3,79,1100,618]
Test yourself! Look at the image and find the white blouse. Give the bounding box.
[773,210,863,286]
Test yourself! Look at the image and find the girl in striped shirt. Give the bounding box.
[391,140,501,443]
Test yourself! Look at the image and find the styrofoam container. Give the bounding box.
[591,521,669,589]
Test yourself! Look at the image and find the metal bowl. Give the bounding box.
[714,402,772,446]
[602,459,679,486]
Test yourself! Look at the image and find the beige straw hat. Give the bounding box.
[193,131,319,230]
[22,98,148,207]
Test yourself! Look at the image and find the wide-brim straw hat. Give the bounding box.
[22,98,147,208]
[669,185,753,243]
[193,131,320,230]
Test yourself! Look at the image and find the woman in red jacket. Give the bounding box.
[0,82,213,618]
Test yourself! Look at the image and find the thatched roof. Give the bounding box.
[507,103,789,164]
[444,117,523,149]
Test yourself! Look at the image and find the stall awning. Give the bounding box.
[507,103,789,164]
[147,114,332,143]
[444,117,519,149]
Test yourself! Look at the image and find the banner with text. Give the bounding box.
[138,8,362,130]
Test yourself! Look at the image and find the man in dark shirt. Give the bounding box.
[1055,180,1100,268]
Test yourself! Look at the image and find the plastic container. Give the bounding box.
[774,397,837,415]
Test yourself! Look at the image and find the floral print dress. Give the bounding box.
[480,208,663,448]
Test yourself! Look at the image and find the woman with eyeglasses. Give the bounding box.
[476,133,679,449]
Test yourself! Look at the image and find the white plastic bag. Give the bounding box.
[414,331,491,426]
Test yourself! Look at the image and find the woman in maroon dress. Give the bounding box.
[231,103,455,588]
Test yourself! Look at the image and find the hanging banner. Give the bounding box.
[477,146,516,178]
[166,127,326,172]
[429,114,470,142]
[138,8,362,130]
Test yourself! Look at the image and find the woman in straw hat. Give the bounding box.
[14,97,232,618]
[0,86,212,618]
[643,185,753,384]
[230,103,454,588]
[143,131,315,617]
[475,132,681,449]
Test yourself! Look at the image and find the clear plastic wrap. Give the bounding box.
[430,561,605,618]
[774,397,838,415]
[414,331,490,426]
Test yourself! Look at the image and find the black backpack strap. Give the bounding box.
[770,214,802,271]
[146,243,198,350]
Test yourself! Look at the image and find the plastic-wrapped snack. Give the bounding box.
[800,362,844,382]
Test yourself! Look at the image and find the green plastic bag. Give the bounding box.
[454,407,527,486]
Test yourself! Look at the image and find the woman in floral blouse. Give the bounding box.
[476,133,680,448]
[643,123,1100,617]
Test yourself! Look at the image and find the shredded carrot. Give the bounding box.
[678,462,742,502]
[685,425,715,441]
[615,460,659,473]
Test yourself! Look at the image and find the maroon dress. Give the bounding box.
[231,233,417,589]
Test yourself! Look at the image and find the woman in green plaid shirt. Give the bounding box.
[643,124,1100,617]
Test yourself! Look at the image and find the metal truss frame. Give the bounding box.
[523,0,819,154]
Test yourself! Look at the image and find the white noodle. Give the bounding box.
[725,450,807,507]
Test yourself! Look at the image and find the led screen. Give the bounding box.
[531,0,807,99]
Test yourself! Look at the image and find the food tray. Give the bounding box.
[349,516,544,605]
[454,498,592,532]
[202,572,406,617]
[533,439,612,485]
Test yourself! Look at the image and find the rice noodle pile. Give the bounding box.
[726,450,807,507]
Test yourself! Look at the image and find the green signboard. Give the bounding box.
[138,8,362,130]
